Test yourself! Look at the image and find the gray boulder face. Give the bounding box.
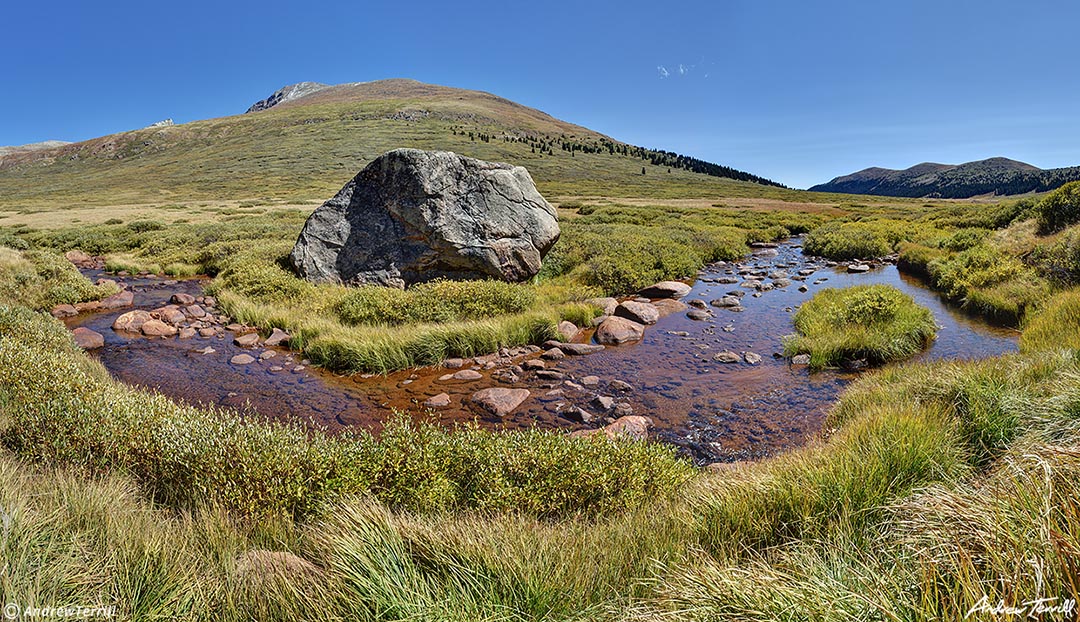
[290,149,560,288]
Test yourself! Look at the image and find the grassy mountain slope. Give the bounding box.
[812,156,1080,198]
[0,79,798,211]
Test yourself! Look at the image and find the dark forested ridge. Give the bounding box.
[811,157,1080,198]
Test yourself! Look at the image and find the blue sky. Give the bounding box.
[3,0,1078,188]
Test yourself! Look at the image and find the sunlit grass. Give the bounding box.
[783,284,938,369]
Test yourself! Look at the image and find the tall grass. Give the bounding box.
[783,284,938,369]
[1021,288,1080,353]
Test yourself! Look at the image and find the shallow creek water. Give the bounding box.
[69,239,1018,463]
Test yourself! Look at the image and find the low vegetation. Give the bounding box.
[4,201,833,373]
[797,191,1080,326]
[0,303,690,521]
[5,268,1080,617]
[0,246,117,309]
[1035,180,1080,233]
[5,79,1080,619]
[784,284,938,369]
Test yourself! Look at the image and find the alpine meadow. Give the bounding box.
[3,4,1080,620]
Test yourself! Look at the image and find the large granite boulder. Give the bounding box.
[290,149,560,288]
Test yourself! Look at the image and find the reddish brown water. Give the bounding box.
[70,240,1018,464]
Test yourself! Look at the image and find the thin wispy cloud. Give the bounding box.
[657,60,710,80]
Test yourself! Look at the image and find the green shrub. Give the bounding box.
[927,243,1025,299]
[0,248,117,310]
[542,223,745,294]
[803,221,893,260]
[897,242,947,278]
[126,219,167,233]
[963,277,1050,325]
[938,227,989,252]
[210,255,313,303]
[1031,226,1080,285]
[784,284,937,369]
[1036,181,1080,233]
[698,403,965,552]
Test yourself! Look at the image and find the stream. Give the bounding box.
[68,239,1019,464]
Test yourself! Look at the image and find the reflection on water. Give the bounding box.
[71,239,1018,463]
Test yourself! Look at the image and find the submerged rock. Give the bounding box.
[263,328,291,347]
[714,351,741,364]
[557,342,605,356]
[639,281,691,299]
[710,296,741,308]
[423,393,452,408]
[234,333,260,347]
[471,387,530,417]
[141,319,177,337]
[452,369,483,381]
[595,316,645,345]
[100,290,134,309]
[652,299,689,317]
[112,310,152,333]
[72,327,104,350]
[290,149,560,287]
[603,415,653,441]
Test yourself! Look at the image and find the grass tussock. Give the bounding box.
[334,279,535,326]
[783,284,938,369]
[1020,288,1080,353]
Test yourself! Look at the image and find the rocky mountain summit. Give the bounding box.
[290,149,560,287]
[245,82,331,113]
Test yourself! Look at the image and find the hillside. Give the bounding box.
[810,156,1080,198]
[0,79,785,209]
[0,139,71,157]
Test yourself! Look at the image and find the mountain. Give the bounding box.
[0,79,782,208]
[245,82,331,113]
[0,139,71,158]
[810,157,1080,198]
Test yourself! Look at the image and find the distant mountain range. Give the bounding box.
[810,157,1080,198]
